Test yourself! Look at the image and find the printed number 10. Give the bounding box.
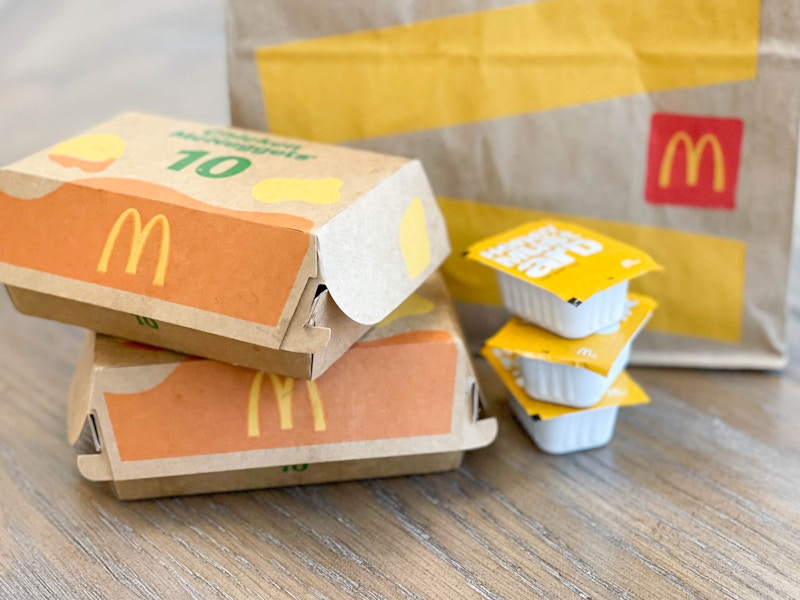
[135,315,159,329]
[167,150,251,179]
[282,464,308,472]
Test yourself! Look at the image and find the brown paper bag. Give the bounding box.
[226,0,800,368]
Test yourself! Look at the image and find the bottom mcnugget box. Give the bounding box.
[483,347,649,454]
[69,274,497,499]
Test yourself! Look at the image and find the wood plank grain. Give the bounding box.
[3,275,800,598]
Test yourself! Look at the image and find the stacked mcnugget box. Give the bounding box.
[67,273,497,499]
[0,113,497,498]
[466,220,661,454]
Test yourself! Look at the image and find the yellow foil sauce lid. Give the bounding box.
[465,220,662,303]
[482,346,650,421]
[484,294,656,376]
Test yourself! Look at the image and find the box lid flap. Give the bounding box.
[316,160,450,324]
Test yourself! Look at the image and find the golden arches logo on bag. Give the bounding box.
[646,113,744,210]
[659,133,726,192]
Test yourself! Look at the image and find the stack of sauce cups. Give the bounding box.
[467,220,662,454]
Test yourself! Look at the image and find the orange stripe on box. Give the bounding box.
[105,330,458,461]
[0,180,313,326]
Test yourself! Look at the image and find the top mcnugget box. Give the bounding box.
[0,113,449,378]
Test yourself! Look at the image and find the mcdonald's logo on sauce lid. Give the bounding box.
[645,113,744,210]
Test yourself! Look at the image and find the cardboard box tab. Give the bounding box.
[69,273,497,499]
[0,113,450,378]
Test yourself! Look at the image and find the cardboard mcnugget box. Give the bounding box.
[0,113,449,378]
[69,273,498,500]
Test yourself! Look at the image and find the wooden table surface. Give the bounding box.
[4,291,800,600]
[2,2,799,598]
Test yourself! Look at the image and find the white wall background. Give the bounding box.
[0,0,228,166]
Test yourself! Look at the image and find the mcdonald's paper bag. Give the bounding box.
[226,0,800,368]
[69,273,497,499]
[0,113,450,379]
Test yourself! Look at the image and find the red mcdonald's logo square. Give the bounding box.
[645,113,744,210]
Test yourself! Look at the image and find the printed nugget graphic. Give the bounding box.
[48,133,126,172]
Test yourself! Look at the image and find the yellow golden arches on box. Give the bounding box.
[96,208,170,287]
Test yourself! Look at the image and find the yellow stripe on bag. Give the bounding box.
[255,0,760,143]
[438,198,745,344]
